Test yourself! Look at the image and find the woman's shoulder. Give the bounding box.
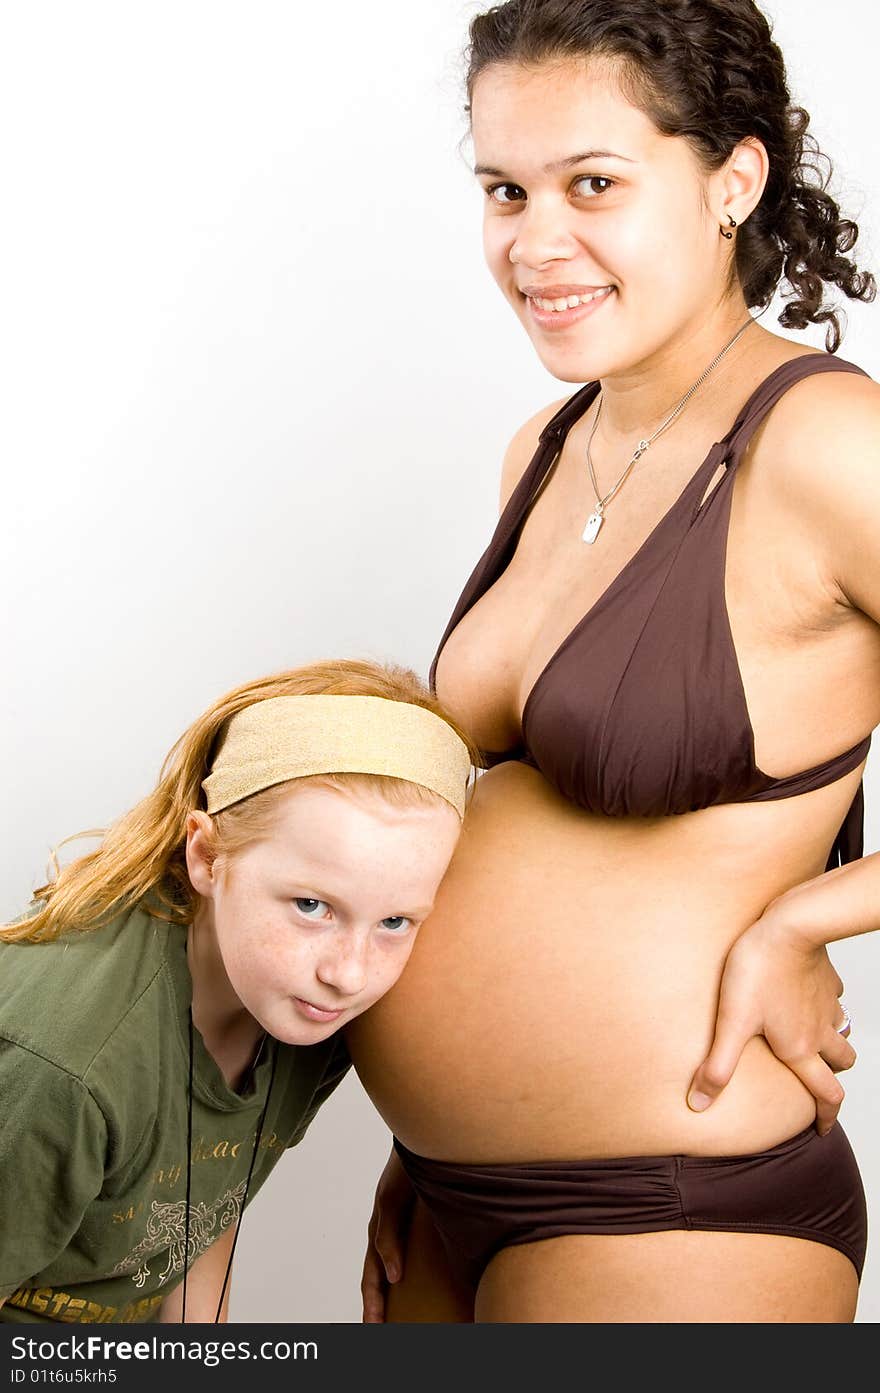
[0,902,179,1081]
[756,346,878,437]
[749,350,880,615]
[754,352,880,499]
[498,393,573,510]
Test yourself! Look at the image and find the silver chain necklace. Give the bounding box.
[582,315,755,544]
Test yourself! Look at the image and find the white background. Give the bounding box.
[1,0,878,1322]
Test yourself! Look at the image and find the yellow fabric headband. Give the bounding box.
[202,694,471,819]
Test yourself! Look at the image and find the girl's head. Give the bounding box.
[465,0,874,380]
[4,659,476,1042]
[185,685,470,1043]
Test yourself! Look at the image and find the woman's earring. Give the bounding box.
[720,214,737,240]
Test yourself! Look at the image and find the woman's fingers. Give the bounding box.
[374,1203,403,1286]
[361,1211,387,1323]
[360,1147,416,1321]
[373,1149,415,1283]
[361,1251,388,1323]
[687,1012,752,1112]
[785,1053,845,1135]
[819,1026,857,1074]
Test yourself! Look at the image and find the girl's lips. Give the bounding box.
[524,286,615,331]
[293,996,344,1022]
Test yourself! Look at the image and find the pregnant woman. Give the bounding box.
[347,0,879,1323]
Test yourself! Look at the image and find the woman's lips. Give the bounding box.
[524,285,615,331]
[293,996,344,1023]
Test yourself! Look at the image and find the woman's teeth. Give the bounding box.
[531,287,613,312]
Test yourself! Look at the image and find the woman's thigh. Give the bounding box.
[475,1231,859,1323]
[385,1199,474,1323]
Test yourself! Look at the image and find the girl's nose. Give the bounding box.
[314,932,370,997]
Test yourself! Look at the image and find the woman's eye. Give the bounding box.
[572,175,615,197]
[295,898,330,919]
[486,182,526,205]
[380,916,412,933]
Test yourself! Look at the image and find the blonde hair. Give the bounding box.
[2,659,477,945]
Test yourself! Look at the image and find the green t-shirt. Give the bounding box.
[0,903,350,1324]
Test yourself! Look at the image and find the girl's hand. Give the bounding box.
[687,903,857,1134]
[361,1145,415,1323]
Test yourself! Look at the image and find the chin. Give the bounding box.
[531,343,613,384]
[536,325,657,385]
[510,298,619,383]
[276,1007,350,1048]
[282,1025,338,1047]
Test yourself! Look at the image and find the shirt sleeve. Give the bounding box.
[0,1041,108,1297]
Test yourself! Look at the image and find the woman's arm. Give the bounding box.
[687,872,865,1131]
[361,1145,416,1323]
[689,371,880,1128]
[157,1223,237,1324]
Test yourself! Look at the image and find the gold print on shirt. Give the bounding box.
[112,1200,145,1225]
[106,1131,282,1285]
[7,1286,164,1324]
[110,1181,245,1289]
[189,1131,282,1162]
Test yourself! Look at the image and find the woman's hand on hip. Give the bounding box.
[361,1144,415,1323]
[686,902,856,1134]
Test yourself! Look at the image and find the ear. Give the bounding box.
[185,811,218,899]
[715,136,769,227]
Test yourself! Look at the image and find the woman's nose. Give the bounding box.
[508,197,576,268]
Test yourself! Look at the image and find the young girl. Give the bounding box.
[0,658,473,1325]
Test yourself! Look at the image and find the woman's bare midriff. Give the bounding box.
[346,755,864,1163]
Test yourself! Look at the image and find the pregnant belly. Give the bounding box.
[346,760,857,1161]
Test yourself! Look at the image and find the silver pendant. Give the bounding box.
[582,508,604,544]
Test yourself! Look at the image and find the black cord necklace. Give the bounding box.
[181,1010,278,1322]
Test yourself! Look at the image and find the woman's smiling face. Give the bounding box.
[471,60,730,383]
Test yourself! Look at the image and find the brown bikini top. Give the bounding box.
[430,355,872,870]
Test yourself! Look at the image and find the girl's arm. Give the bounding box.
[0,1046,107,1310]
[157,1222,237,1324]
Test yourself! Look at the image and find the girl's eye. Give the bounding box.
[572,175,615,197]
[486,182,526,205]
[380,916,412,933]
[295,898,330,919]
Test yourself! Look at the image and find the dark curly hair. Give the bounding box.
[465,0,874,351]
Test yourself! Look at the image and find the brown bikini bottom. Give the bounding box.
[393,1122,867,1292]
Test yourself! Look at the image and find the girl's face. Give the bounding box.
[471,60,731,383]
[187,783,461,1045]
